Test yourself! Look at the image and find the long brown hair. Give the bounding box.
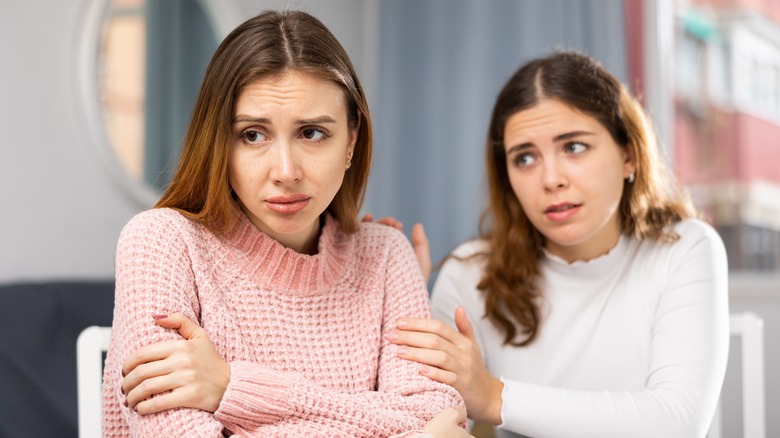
[155,10,372,234]
[480,51,694,346]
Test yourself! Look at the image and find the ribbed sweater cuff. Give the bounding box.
[214,361,294,427]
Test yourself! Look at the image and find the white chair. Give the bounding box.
[708,312,765,438]
[77,326,112,438]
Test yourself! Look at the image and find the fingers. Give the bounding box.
[395,318,461,344]
[398,344,454,371]
[123,313,202,376]
[376,216,402,230]
[423,406,474,438]
[126,372,181,411]
[123,354,178,397]
[411,223,432,282]
[454,307,476,341]
[392,328,457,355]
[446,405,468,424]
[432,406,467,424]
[122,339,184,377]
[392,328,465,386]
[360,212,404,230]
[154,312,207,340]
[133,389,192,415]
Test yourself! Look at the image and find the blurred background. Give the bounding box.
[0,0,777,436]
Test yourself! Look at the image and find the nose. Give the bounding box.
[269,142,302,185]
[541,157,567,192]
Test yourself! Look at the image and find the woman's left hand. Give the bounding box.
[121,313,231,415]
[391,306,504,425]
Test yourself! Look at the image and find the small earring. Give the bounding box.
[627,172,635,184]
[345,152,353,170]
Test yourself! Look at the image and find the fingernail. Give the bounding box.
[121,369,125,377]
[121,386,125,395]
[420,365,430,374]
[152,314,168,320]
[386,331,398,340]
[124,399,128,408]
[397,346,408,356]
[396,319,407,328]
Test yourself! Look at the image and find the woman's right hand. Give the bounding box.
[122,313,230,415]
[422,406,474,438]
[393,307,504,425]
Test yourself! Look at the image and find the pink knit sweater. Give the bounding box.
[102,208,463,437]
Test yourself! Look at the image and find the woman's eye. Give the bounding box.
[301,128,327,141]
[514,153,535,167]
[566,142,588,154]
[242,130,267,144]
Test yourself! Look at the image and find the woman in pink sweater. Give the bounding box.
[101,10,466,437]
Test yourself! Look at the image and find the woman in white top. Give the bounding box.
[389,51,729,438]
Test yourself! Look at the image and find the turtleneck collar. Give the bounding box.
[222,211,354,296]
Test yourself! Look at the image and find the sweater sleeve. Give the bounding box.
[102,210,231,437]
[434,223,729,438]
[212,228,464,437]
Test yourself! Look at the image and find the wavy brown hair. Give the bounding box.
[155,10,372,234]
[479,51,695,346]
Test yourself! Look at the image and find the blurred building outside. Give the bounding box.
[673,0,780,271]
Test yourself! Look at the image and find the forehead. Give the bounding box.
[235,71,346,115]
[503,99,604,144]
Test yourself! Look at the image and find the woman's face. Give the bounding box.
[229,71,356,254]
[503,99,635,263]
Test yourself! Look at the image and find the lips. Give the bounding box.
[266,194,310,214]
[267,194,309,204]
[544,203,579,214]
[544,202,581,222]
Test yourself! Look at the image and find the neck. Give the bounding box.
[545,217,622,264]
[280,218,322,255]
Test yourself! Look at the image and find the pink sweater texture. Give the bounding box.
[102,208,463,437]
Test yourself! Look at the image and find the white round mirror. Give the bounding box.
[77,0,239,205]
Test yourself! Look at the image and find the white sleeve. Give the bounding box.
[499,222,730,438]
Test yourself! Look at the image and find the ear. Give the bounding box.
[623,143,637,179]
[347,123,359,159]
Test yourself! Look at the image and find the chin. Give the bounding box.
[280,214,322,229]
[541,223,584,241]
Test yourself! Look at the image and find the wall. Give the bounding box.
[0,0,136,283]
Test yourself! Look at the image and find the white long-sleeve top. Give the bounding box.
[431,219,729,438]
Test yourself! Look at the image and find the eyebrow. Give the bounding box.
[232,115,338,125]
[505,130,595,155]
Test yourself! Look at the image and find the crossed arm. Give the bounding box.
[110,211,471,437]
[121,313,470,437]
